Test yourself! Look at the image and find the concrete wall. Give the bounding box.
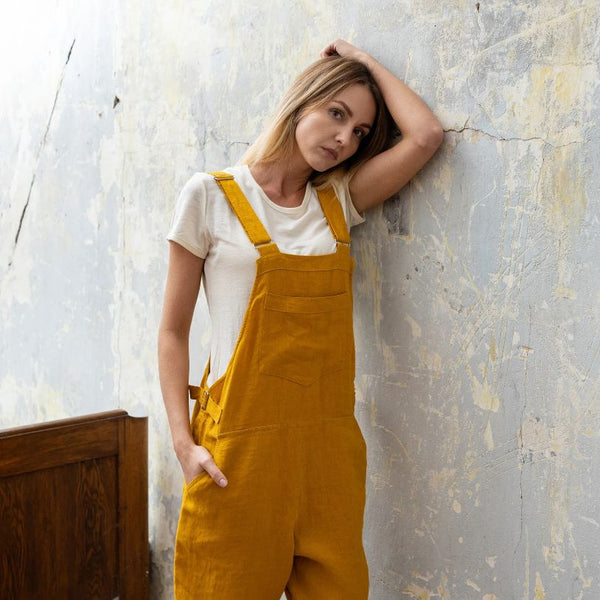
[1,1,598,598]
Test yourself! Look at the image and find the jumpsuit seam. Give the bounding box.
[216,414,358,440]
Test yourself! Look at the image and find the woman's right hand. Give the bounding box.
[178,443,228,488]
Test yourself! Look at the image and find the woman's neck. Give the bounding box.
[249,158,313,208]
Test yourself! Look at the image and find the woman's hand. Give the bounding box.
[320,39,372,66]
[178,442,228,488]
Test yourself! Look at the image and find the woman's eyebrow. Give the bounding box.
[333,100,372,130]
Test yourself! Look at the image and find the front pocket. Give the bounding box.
[184,400,221,494]
[184,469,212,494]
[259,292,352,386]
[183,437,222,495]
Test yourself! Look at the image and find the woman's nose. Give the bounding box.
[335,127,352,146]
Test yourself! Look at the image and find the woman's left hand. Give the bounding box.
[320,39,370,64]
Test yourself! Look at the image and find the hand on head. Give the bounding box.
[320,39,365,62]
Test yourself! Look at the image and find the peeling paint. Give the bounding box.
[472,375,500,412]
[534,572,546,600]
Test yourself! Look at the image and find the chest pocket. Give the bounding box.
[258,291,352,387]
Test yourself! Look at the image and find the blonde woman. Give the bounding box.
[159,39,443,599]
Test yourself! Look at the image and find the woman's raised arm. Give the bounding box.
[321,39,444,212]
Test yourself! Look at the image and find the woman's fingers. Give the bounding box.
[182,445,228,488]
[320,41,339,57]
[320,38,360,59]
[199,452,228,488]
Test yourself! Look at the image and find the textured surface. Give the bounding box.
[1,1,599,598]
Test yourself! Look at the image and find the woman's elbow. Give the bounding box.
[414,121,444,152]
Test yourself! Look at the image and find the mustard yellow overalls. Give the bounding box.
[174,172,369,599]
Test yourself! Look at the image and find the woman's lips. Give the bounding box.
[322,147,338,161]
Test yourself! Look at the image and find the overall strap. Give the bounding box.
[189,360,223,424]
[210,171,278,256]
[316,186,351,247]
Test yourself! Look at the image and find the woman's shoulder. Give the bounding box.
[183,165,249,189]
[178,171,212,198]
[178,166,241,199]
[316,172,351,207]
[319,172,366,228]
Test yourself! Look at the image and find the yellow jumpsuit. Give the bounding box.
[174,172,369,599]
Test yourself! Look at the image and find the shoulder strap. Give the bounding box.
[316,185,351,246]
[210,171,278,255]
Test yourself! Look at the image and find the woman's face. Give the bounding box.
[294,84,376,172]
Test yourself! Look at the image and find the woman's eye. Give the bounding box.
[354,129,365,139]
[330,108,343,119]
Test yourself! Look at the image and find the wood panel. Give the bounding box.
[0,410,148,599]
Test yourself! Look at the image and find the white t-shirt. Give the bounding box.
[167,164,365,385]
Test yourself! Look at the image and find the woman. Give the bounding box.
[159,39,443,599]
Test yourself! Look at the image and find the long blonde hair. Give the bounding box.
[240,55,393,186]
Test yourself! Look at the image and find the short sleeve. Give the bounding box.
[167,173,211,258]
[330,175,366,228]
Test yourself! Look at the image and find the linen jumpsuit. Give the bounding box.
[174,172,369,599]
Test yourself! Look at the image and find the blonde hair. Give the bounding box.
[240,55,393,186]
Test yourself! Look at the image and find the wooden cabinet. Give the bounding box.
[0,410,149,599]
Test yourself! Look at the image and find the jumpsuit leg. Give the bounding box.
[284,419,369,600]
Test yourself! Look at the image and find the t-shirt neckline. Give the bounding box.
[242,165,313,215]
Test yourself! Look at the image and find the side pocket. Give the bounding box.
[184,402,220,494]
[184,469,211,494]
[183,438,221,495]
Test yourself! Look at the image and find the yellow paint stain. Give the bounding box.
[405,314,422,339]
[472,376,500,412]
[413,570,434,582]
[486,556,497,568]
[543,541,566,569]
[484,418,495,450]
[519,345,534,360]
[452,499,462,514]
[520,418,551,457]
[418,347,442,378]
[531,65,581,110]
[531,65,581,109]
[554,283,577,300]
[483,595,498,600]
[431,160,453,196]
[444,238,455,264]
[466,579,480,591]
[534,572,546,600]
[403,583,430,600]
[544,145,587,237]
[466,466,480,482]
[382,342,398,377]
[429,468,457,492]
[438,575,449,600]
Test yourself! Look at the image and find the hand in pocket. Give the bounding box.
[180,443,227,488]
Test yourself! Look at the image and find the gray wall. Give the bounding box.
[1,1,599,598]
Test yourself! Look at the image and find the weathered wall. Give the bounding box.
[1,1,599,598]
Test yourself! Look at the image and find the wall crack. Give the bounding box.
[8,38,76,268]
[443,123,580,149]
